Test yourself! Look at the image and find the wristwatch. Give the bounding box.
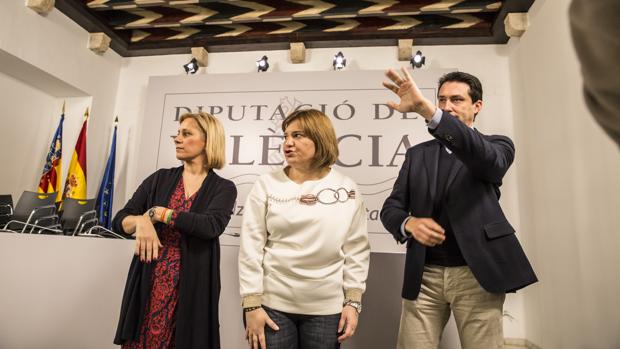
[343,300,362,314]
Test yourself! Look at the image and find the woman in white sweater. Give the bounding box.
[239,109,371,349]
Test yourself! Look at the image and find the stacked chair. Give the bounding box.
[1,191,61,234]
[61,197,126,239]
[0,194,14,227]
[1,191,126,239]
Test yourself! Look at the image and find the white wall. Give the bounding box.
[508,0,620,348]
[0,65,93,200]
[0,71,58,199]
[0,0,122,199]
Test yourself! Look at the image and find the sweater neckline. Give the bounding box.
[281,166,334,186]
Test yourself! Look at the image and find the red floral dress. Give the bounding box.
[123,178,196,349]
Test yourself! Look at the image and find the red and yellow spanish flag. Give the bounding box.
[62,108,88,201]
[38,103,65,203]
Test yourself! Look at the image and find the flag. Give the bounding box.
[95,117,117,229]
[62,108,88,201]
[38,104,64,203]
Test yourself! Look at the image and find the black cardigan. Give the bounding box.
[112,166,237,349]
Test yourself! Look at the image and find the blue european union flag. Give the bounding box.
[95,123,117,229]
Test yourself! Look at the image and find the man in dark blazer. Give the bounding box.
[380,69,537,349]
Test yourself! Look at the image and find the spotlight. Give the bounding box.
[256,55,269,72]
[183,57,199,74]
[333,51,346,70]
[410,50,426,69]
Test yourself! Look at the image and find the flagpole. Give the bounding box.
[96,116,118,229]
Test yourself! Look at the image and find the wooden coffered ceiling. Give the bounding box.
[55,0,535,57]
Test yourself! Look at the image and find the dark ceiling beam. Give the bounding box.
[490,0,534,43]
[55,0,131,56]
[114,33,507,57]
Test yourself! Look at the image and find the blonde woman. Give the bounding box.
[239,109,370,349]
[113,112,237,349]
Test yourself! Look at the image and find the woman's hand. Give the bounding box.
[245,308,279,349]
[134,216,162,263]
[337,305,359,343]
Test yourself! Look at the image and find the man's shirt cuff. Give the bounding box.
[427,108,443,129]
[400,216,412,239]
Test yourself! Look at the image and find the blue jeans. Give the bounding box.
[263,306,341,349]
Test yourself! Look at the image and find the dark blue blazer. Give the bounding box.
[380,112,537,300]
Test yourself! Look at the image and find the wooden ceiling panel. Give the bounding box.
[55,0,535,56]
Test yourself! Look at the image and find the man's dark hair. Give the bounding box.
[438,71,483,103]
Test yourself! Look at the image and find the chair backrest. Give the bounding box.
[0,194,13,226]
[4,191,57,232]
[60,198,96,233]
[12,191,57,222]
[76,217,98,236]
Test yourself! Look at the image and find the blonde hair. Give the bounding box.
[179,112,226,169]
[281,109,339,169]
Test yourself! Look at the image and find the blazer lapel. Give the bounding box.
[423,141,441,204]
[445,156,464,192]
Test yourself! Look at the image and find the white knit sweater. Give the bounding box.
[238,168,370,315]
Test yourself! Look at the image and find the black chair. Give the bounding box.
[0,194,13,226]
[59,198,96,235]
[56,198,126,239]
[2,191,61,234]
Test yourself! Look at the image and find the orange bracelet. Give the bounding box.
[160,208,168,223]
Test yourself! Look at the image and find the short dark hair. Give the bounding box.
[282,109,339,169]
[438,71,483,103]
